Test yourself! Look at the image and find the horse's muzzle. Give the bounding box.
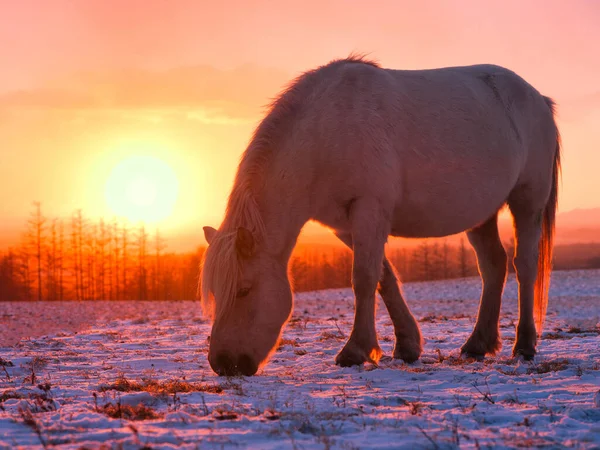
[209,351,258,376]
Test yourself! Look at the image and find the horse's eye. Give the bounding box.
[236,287,251,298]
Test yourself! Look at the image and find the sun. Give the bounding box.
[105,155,179,223]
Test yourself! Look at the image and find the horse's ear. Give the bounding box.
[236,227,255,258]
[203,226,218,245]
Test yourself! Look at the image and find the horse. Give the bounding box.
[200,56,561,376]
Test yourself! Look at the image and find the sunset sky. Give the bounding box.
[1,0,599,251]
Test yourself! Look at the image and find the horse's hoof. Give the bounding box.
[335,342,381,367]
[461,329,501,357]
[459,342,486,360]
[393,345,421,363]
[393,329,423,363]
[513,326,537,361]
[512,348,536,361]
[335,350,367,367]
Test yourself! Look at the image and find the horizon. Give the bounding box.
[2,204,600,254]
[1,0,600,252]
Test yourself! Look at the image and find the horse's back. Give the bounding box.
[266,59,557,237]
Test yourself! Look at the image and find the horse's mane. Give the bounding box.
[200,55,379,319]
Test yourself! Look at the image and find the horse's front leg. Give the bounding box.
[335,200,388,367]
[335,232,422,363]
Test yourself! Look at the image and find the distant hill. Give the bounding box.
[481,208,600,246]
[557,207,600,227]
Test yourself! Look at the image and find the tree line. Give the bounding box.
[0,203,201,301]
[0,202,491,301]
[289,238,481,292]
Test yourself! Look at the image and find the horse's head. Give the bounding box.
[201,225,292,376]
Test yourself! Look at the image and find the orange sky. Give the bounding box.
[1,0,599,251]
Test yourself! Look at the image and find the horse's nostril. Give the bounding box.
[210,352,257,376]
[237,354,258,376]
[211,352,236,376]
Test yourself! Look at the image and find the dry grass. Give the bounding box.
[527,359,570,374]
[419,314,446,323]
[435,348,445,363]
[546,328,600,339]
[445,355,477,366]
[318,331,344,342]
[131,317,149,325]
[567,326,600,335]
[277,338,300,350]
[214,411,239,421]
[213,405,239,421]
[0,389,23,403]
[408,401,426,416]
[403,367,434,374]
[18,405,48,448]
[101,402,161,421]
[497,367,518,376]
[23,357,49,385]
[99,375,223,395]
[419,313,472,323]
[544,332,569,340]
[0,358,14,367]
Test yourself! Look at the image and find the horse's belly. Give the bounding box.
[390,197,507,238]
[390,142,520,237]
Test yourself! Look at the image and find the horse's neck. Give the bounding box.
[259,190,308,261]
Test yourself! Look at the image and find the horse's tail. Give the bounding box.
[536,96,561,333]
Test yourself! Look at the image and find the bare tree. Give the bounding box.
[136,224,149,300]
[389,247,408,280]
[153,228,167,300]
[112,220,120,300]
[46,219,58,300]
[414,241,431,281]
[58,220,65,301]
[442,239,450,279]
[71,210,86,301]
[85,224,97,300]
[105,220,114,300]
[0,250,28,300]
[17,239,33,298]
[430,242,443,280]
[289,255,308,292]
[121,225,130,300]
[28,202,46,300]
[71,214,81,300]
[97,219,107,300]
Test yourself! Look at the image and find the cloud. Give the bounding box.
[0,64,290,122]
[0,88,95,109]
[184,109,256,125]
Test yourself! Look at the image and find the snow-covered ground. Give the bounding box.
[1,270,599,449]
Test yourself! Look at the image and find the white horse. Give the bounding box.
[201,56,561,376]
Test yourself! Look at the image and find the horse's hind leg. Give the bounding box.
[335,232,422,363]
[379,259,423,362]
[461,214,507,358]
[335,199,388,367]
[509,206,543,360]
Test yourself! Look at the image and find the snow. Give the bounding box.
[1,269,599,449]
